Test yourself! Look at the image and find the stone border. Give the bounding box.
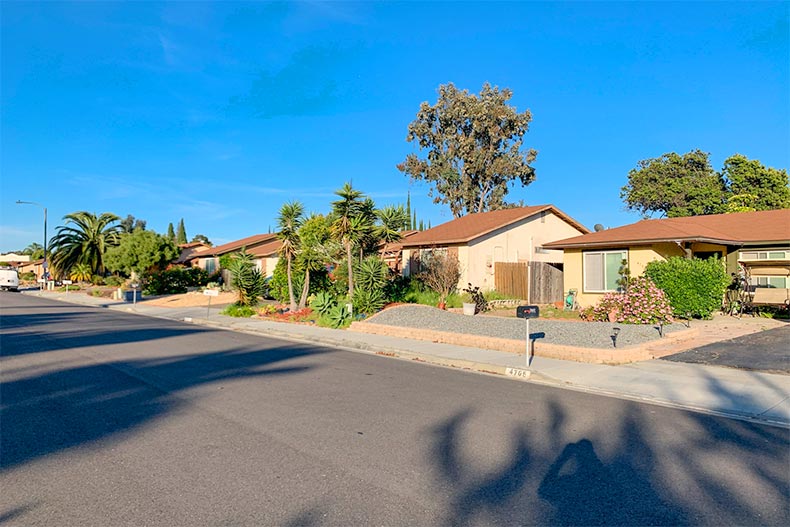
[348,321,699,364]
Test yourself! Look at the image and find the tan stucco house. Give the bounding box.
[401,205,589,292]
[543,209,790,307]
[188,233,281,278]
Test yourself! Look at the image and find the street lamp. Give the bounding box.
[16,200,48,281]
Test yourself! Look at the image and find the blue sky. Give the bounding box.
[2,1,788,251]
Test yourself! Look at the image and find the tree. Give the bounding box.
[376,205,409,245]
[398,82,537,217]
[419,251,461,306]
[620,150,726,218]
[191,234,212,246]
[105,230,179,277]
[720,154,790,212]
[330,182,368,299]
[69,263,92,283]
[277,201,304,312]
[167,223,175,241]
[120,214,146,233]
[49,212,122,276]
[296,213,333,309]
[22,242,44,260]
[176,219,187,245]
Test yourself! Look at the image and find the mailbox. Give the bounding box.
[516,305,540,319]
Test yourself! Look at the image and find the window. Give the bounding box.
[205,258,216,274]
[750,276,788,289]
[584,250,627,292]
[740,250,789,260]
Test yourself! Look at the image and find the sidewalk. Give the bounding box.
[24,290,790,427]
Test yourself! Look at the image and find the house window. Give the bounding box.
[205,258,216,274]
[750,276,788,289]
[740,250,789,260]
[584,250,627,292]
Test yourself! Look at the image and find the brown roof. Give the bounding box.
[544,209,790,249]
[175,243,213,264]
[380,230,420,254]
[401,205,589,247]
[203,233,278,256]
[248,238,282,258]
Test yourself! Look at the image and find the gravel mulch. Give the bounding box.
[365,304,686,349]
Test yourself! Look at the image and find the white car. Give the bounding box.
[0,267,20,291]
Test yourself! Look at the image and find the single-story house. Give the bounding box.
[188,233,281,278]
[380,230,419,273]
[0,253,31,264]
[174,242,213,266]
[543,209,790,307]
[16,258,44,279]
[401,205,589,296]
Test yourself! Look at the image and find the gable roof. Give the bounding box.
[544,209,790,249]
[203,233,278,256]
[401,205,588,247]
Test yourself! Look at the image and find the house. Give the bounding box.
[187,233,282,278]
[543,209,790,307]
[16,258,44,279]
[400,205,589,299]
[174,242,213,266]
[380,230,419,273]
[0,253,31,265]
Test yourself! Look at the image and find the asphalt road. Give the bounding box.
[2,293,788,526]
[662,325,790,374]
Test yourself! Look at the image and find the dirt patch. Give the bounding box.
[141,291,238,308]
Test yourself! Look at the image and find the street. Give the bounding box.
[2,293,788,526]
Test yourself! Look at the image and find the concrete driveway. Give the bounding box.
[661,324,790,374]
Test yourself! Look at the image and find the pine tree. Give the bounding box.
[176,219,187,244]
[419,219,424,231]
[167,223,175,240]
[412,210,417,231]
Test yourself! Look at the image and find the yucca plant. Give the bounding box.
[226,250,265,307]
[352,287,386,315]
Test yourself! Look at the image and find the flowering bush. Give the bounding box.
[586,277,674,324]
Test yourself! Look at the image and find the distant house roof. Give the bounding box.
[544,209,790,249]
[401,205,589,247]
[202,233,278,257]
[381,230,420,254]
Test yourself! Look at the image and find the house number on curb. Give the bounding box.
[505,367,532,379]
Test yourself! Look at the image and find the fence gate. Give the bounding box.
[494,262,529,300]
[529,261,564,304]
[494,261,564,303]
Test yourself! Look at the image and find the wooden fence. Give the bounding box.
[494,261,564,304]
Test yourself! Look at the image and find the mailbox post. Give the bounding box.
[516,305,540,367]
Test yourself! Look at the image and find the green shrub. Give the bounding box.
[104,275,125,287]
[383,274,411,303]
[353,287,386,315]
[57,284,81,292]
[19,271,36,281]
[643,256,730,319]
[143,267,210,295]
[586,277,673,324]
[221,304,257,318]
[91,275,105,286]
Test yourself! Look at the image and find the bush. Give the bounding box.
[104,275,125,287]
[585,277,674,324]
[19,272,36,281]
[221,304,257,318]
[353,287,386,315]
[226,251,265,307]
[91,275,105,286]
[143,267,210,295]
[463,283,489,314]
[419,252,461,304]
[643,256,730,319]
[384,274,412,303]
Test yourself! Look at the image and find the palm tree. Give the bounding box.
[69,263,92,283]
[376,204,410,270]
[331,182,366,299]
[49,212,122,276]
[277,201,304,312]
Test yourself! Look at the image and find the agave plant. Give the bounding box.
[309,291,336,316]
[327,303,351,328]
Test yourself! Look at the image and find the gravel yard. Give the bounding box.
[366,304,686,349]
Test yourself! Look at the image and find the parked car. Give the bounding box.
[0,267,20,292]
